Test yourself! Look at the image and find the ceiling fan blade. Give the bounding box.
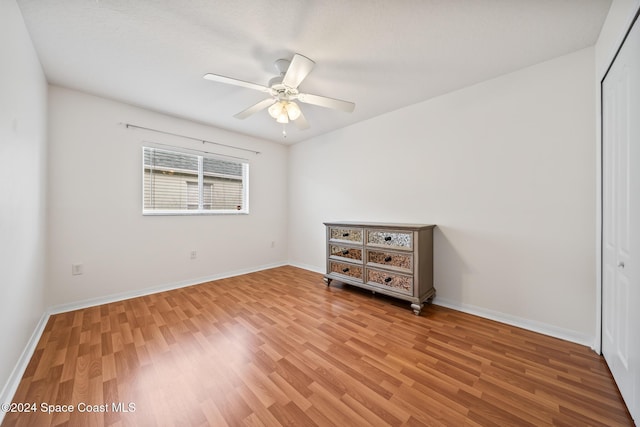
[203,73,271,93]
[297,92,355,113]
[233,98,276,119]
[282,54,315,89]
[294,111,310,130]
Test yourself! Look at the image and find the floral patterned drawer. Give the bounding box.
[366,269,413,295]
[329,261,363,282]
[329,245,363,262]
[366,230,412,250]
[366,250,412,273]
[329,227,363,244]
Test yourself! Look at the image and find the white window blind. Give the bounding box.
[143,146,248,215]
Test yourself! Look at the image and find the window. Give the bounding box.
[143,146,248,215]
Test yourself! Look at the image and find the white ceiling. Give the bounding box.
[17,0,612,144]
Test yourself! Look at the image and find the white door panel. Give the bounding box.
[602,14,640,424]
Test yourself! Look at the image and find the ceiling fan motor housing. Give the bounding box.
[269,58,297,99]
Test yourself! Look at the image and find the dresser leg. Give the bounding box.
[411,303,423,316]
[324,277,332,286]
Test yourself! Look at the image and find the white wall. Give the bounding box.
[0,0,48,405]
[289,47,596,345]
[47,86,289,308]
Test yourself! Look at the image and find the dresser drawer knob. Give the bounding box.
[384,236,392,241]
[342,232,350,237]
[384,256,392,262]
[342,250,350,255]
[342,267,350,273]
[384,277,392,283]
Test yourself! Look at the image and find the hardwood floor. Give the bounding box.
[1,266,633,426]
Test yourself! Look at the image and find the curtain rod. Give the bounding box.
[143,141,249,162]
[122,122,261,155]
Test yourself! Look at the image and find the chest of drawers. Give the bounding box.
[324,222,435,315]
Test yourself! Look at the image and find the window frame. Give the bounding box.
[142,146,249,216]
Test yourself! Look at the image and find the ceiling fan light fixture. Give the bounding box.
[286,102,301,120]
[276,110,289,123]
[270,100,300,123]
[268,101,285,119]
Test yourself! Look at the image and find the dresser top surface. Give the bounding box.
[324,221,435,230]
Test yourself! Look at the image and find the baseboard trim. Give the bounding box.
[287,261,324,274]
[0,311,50,425]
[433,297,595,349]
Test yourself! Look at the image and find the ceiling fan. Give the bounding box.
[203,53,355,131]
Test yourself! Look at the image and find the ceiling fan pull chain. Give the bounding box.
[282,124,287,138]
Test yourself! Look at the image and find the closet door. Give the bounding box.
[602,15,640,424]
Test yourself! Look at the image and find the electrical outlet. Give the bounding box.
[72,264,83,275]
[190,251,197,260]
